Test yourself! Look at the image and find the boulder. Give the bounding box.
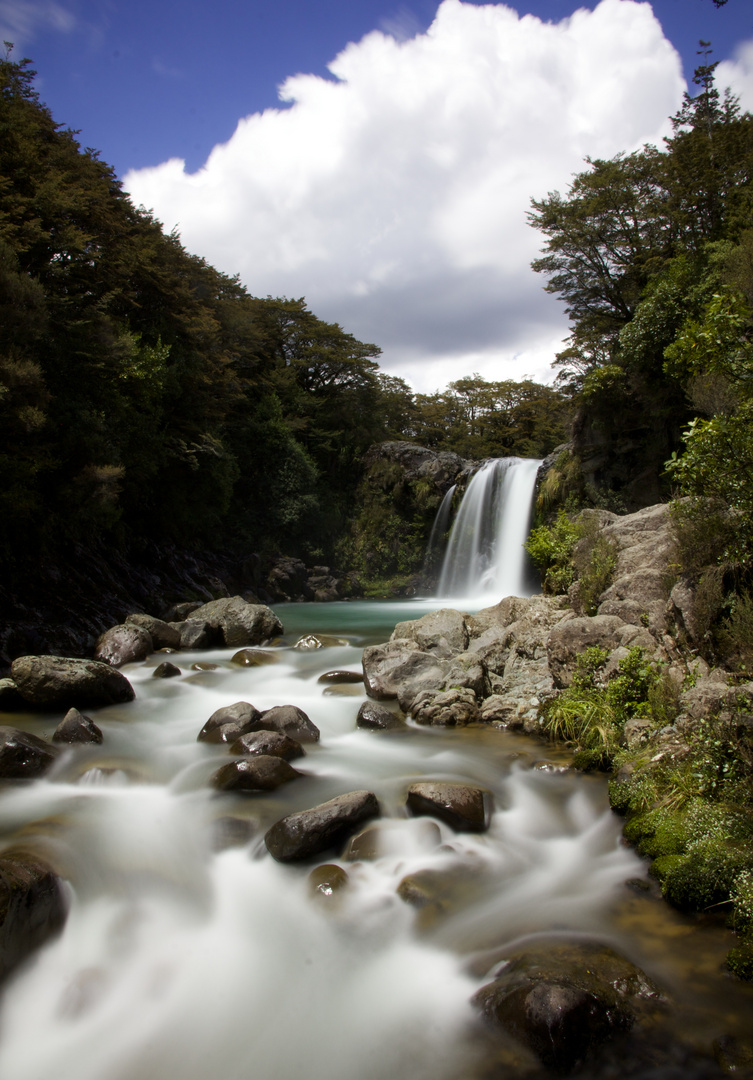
[125,613,181,650]
[52,708,103,745]
[406,780,491,832]
[173,619,215,649]
[547,615,631,689]
[356,701,405,731]
[265,790,380,862]
[362,639,448,710]
[152,661,181,679]
[211,755,302,793]
[391,608,470,658]
[256,705,321,744]
[94,624,153,667]
[230,649,278,667]
[197,701,261,743]
[410,687,479,726]
[472,941,661,1073]
[317,670,364,685]
[0,726,59,779]
[10,656,135,709]
[0,852,67,983]
[187,597,283,647]
[230,730,304,761]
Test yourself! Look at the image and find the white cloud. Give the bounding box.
[0,0,74,46]
[717,39,753,114]
[125,0,685,394]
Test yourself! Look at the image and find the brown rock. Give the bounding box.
[406,780,491,832]
[265,790,380,862]
[11,656,135,709]
[211,755,302,793]
[52,708,103,745]
[230,730,304,760]
[0,726,59,779]
[94,624,153,667]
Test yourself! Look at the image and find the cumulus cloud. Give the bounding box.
[718,39,753,114]
[125,0,685,393]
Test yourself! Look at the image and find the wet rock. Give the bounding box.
[472,941,661,1073]
[52,708,103,745]
[230,649,278,667]
[362,639,448,710]
[0,678,25,712]
[173,619,214,649]
[294,634,347,649]
[410,687,479,726]
[230,730,304,761]
[256,705,320,743]
[203,721,253,745]
[343,819,442,861]
[265,790,381,862]
[94,624,153,667]
[391,608,470,658]
[197,701,261,743]
[0,726,59,779]
[308,863,349,899]
[0,852,67,983]
[191,662,219,672]
[406,780,491,832]
[356,700,405,731]
[211,755,302,793]
[163,601,202,621]
[10,655,135,709]
[125,613,181,650]
[317,670,364,685]
[153,661,182,679]
[188,597,283,647]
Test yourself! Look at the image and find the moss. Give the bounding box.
[727,937,753,980]
[652,838,751,910]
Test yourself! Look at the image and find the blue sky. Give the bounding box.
[3,0,753,391]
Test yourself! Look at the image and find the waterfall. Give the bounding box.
[422,483,456,576]
[435,457,540,603]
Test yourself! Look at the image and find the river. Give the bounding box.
[0,598,751,1080]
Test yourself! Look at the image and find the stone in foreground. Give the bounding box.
[10,656,135,709]
[356,700,405,731]
[0,852,67,983]
[406,780,491,832]
[265,790,380,862]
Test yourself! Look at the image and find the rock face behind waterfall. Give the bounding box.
[362,504,680,731]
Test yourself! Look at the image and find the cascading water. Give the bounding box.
[436,457,540,603]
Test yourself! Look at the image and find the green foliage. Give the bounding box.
[524,510,581,594]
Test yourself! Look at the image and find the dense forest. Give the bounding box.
[0,49,566,605]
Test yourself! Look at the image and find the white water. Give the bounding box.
[0,603,646,1080]
[436,458,540,606]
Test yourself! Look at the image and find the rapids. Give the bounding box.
[0,600,751,1080]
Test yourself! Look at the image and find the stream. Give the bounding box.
[0,598,751,1080]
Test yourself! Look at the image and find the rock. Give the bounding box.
[392,608,470,658]
[294,634,347,649]
[547,615,630,689]
[202,722,253,745]
[256,705,320,743]
[308,864,349,899]
[410,687,479,726]
[125,613,181,650]
[230,730,304,761]
[10,656,135,709]
[173,619,215,649]
[197,701,262,743]
[0,852,67,983]
[230,649,278,667]
[356,701,405,731]
[265,790,380,862]
[0,726,59,779]
[188,597,283,647]
[94,624,153,667]
[362,639,448,710]
[191,662,219,671]
[406,781,491,832]
[211,755,302,793]
[0,678,25,712]
[623,717,653,750]
[52,708,103,745]
[163,601,202,621]
[472,941,661,1073]
[152,662,181,678]
[317,670,364,685]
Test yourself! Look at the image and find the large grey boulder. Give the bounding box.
[0,727,59,780]
[265,790,380,862]
[410,687,479,726]
[0,853,67,983]
[187,597,283,647]
[94,624,153,667]
[10,656,135,709]
[362,639,448,710]
[391,608,470,658]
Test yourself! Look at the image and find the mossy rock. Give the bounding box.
[652,839,751,910]
[726,938,753,981]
